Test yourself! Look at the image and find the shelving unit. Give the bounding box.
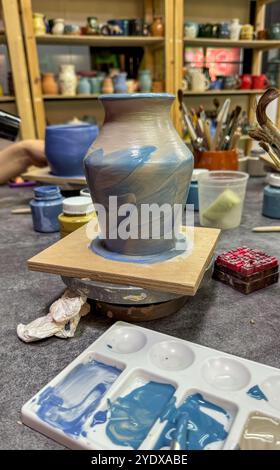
[174,0,280,150]
[19,0,174,139]
[0,1,36,138]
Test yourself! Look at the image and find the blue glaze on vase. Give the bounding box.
[247,385,268,401]
[155,393,232,450]
[84,93,194,256]
[34,359,122,437]
[30,185,63,233]
[93,381,176,449]
[262,174,280,219]
[77,77,91,95]
[139,70,152,92]
[45,123,99,177]
[113,73,128,93]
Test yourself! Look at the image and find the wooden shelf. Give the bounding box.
[36,34,164,48]
[184,37,280,50]
[184,89,265,96]
[43,94,99,100]
[0,95,15,102]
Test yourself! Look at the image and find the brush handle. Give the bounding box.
[252,226,280,232]
[11,207,31,214]
[204,120,212,150]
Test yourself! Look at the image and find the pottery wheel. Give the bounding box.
[61,276,182,304]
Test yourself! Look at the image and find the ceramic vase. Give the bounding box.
[230,19,241,41]
[84,93,194,256]
[113,73,128,93]
[77,77,91,94]
[102,77,114,94]
[90,77,103,94]
[33,13,46,35]
[59,64,77,96]
[138,70,152,92]
[151,16,164,37]
[52,18,65,35]
[42,73,58,95]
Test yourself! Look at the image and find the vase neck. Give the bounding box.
[102,97,173,124]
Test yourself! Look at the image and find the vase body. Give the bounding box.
[78,77,91,94]
[113,73,128,93]
[139,70,152,92]
[42,73,58,95]
[59,64,77,96]
[52,18,65,35]
[84,93,194,256]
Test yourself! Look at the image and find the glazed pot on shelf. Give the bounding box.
[113,73,128,93]
[138,70,152,92]
[59,64,77,96]
[52,18,65,35]
[102,77,114,94]
[84,93,194,256]
[151,16,164,37]
[41,73,58,95]
[33,13,46,35]
[77,77,91,95]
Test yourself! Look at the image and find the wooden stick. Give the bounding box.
[204,120,212,150]
[252,226,280,232]
[12,207,31,214]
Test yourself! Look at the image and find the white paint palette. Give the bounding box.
[22,322,280,450]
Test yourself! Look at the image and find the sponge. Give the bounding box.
[202,189,241,222]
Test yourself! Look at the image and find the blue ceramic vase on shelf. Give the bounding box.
[46,123,99,177]
[113,73,128,93]
[139,70,152,92]
[84,93,194,256]
[77,77,91,95]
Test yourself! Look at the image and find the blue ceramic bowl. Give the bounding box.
[45,123,99,177]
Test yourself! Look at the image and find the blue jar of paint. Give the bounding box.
[30,186,64,233]
[187,169,209,211]
[262,174,280,219]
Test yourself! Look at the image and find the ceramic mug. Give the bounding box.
[257,29,268,40]
[184,21,198,39]
[240,24,254,40]
[209,78,223,90]
[269,23,280,39]
[223,75,240,90]
[218,22,231,39]
[240,74,252,89]
[45,124,99,177]
[252,74,269,90]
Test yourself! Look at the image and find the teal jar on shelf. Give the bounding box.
[77,77,91,95]
[269,23,280,39]
[139,70,152,93]
[262,174,280,219]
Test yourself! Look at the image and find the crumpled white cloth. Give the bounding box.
[17,289,90,343]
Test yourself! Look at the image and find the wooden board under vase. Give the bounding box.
[22,166,86,186]
[28,225,220,296]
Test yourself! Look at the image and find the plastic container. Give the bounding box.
[58,196,96,238]
[198,171,249,229]
[262,173,280,219]
[186,169,209,211]
[30,186,64,233]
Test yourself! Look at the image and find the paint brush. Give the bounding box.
[170,413,189,450]
[177,89,203,149]
[204,119,212,150]
[211,100,230,150]
[259,141,280,169]
[253,226,280,232]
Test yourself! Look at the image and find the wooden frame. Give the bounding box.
[2,0,36,138]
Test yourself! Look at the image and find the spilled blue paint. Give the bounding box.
[35,359,122,437]
[155,393,232,450]
[247,385,268,401]
[93,381,176,449]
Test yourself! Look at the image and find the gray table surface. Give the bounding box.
[0,178,279,450]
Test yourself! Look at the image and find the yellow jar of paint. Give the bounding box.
[58,196,96,238]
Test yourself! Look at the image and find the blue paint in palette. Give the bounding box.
[35,359,122,437]
[93,381,176,449]
[155,393,232,450]
[247,385,268,401]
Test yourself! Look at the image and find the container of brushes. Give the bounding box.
[198,171,248,229]
[194,149,238,171]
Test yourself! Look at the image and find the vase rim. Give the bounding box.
[99,93,175,101]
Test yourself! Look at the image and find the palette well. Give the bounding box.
[22,322,280,450]
[27,225,220,296]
